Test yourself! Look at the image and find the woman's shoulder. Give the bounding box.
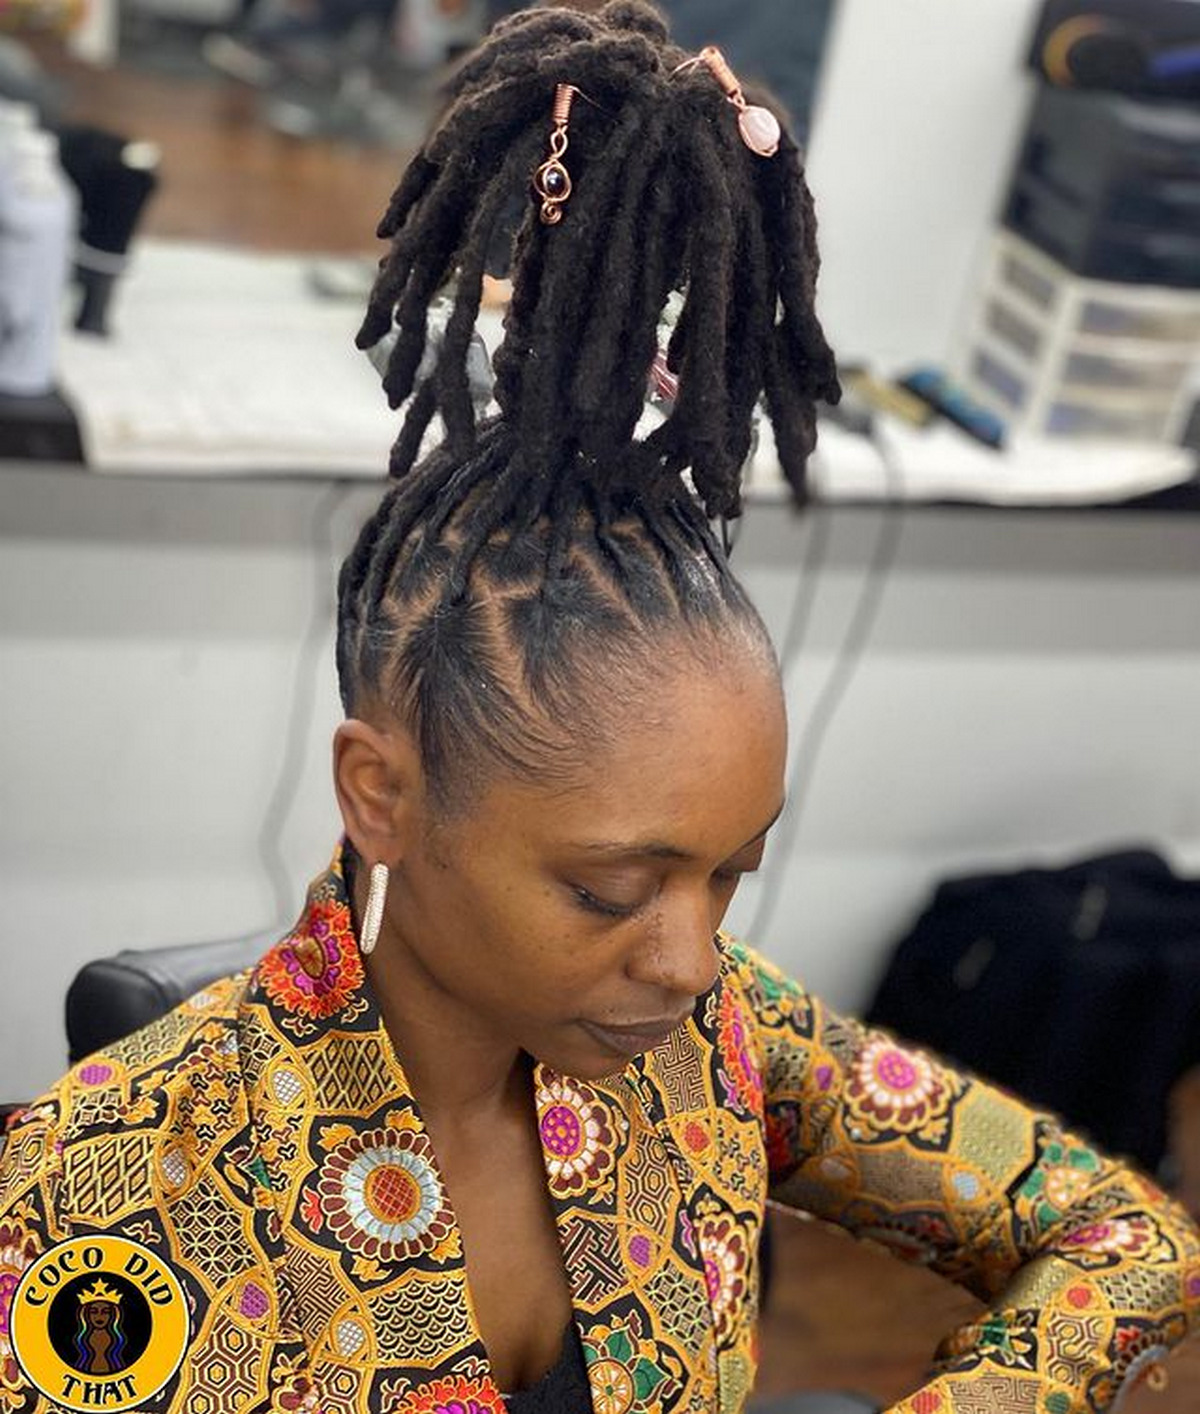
[0,970,252,1231]
[717,933,813,1015]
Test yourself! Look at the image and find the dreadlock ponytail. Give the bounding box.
[338,0,838,810]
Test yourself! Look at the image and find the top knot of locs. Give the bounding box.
[355,0,840,518]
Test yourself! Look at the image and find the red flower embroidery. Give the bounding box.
[259,898,363,1018]
[716,990,763,1115]
[391,1376,505,1414]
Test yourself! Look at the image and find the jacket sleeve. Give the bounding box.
[725,938,1200,1413]
[0,976,288,1414]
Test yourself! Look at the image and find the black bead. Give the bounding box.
[543,165,567,197]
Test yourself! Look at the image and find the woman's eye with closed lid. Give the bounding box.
[571,885,645,919]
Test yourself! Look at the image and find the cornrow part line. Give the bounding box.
[585,490,676,624]
[444,451,544,602]
[667,490,729,581]
[364,433,494,629]
[634,488,707,620]
[540,464,587,593]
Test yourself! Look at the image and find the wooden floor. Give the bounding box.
[32,38,1200,1411]
[37,41,406,252]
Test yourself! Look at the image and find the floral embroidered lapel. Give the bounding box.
[239,849,767,1414]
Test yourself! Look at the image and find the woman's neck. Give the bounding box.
[351,862,530,1125]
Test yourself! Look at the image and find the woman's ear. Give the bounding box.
[332,715,422,866]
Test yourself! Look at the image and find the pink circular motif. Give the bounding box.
[540,1105,583,1159]
[847,1036,953,1135]
[875,1050,917,1090]
[78,1063,113,1086]
[628,1235,652,1268]
[240,1282,269,1319]
[534,1073,618,1195]
[1188,1275,1200,1298]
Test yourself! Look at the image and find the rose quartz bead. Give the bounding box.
[738,105,780,158]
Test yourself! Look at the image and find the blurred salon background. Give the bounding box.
[2,1,1200,1405]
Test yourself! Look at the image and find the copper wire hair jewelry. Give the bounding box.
[533,83,576,225]
[673,45,781,158]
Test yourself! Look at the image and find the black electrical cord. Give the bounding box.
[748,426,907,943]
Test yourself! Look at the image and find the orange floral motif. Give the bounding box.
[716,989,764,1115]
[259,897,363,1019]
[391,1375,505,1414]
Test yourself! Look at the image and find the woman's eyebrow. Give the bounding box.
[570,800,786,863]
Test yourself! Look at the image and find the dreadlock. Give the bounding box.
[338,0,839,810]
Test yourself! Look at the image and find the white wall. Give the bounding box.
[806,0,1044,366]
[3,464,1198,1104]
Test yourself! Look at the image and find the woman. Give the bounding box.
[2,5,1198,1413]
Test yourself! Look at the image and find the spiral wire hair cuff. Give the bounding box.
[533,83,576,225]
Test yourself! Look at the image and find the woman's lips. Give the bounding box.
[578,1013,689,1059]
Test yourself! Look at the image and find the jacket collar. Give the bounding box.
[237,846,722,1409]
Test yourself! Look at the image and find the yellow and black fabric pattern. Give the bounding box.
[2,844,1198,1414]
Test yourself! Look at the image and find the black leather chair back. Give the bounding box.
[65,933,276,1064]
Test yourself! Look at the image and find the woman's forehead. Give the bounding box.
[471,662,787,855]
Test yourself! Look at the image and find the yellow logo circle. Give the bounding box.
[10,1235,189,1412]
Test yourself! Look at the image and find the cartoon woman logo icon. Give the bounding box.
[73,1279,128,1375]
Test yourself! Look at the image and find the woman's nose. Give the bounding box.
[626,886,721,999]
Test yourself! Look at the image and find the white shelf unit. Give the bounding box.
[953,229,1200,444]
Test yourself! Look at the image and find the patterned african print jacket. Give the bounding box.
[2,846,1199,1414]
